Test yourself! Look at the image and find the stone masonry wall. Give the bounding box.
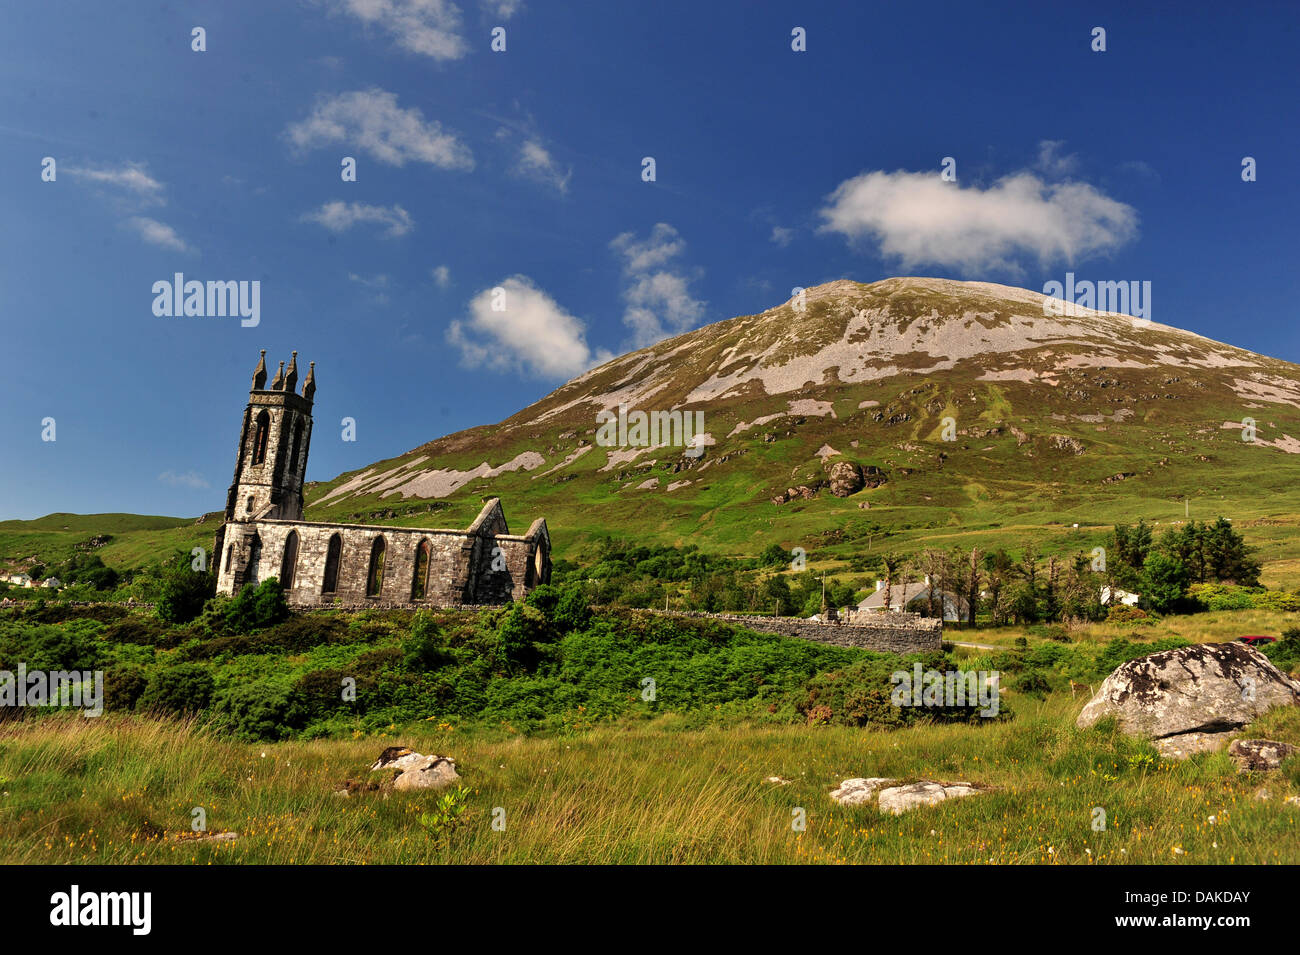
[215,513,549,609]
[653,610,942,654]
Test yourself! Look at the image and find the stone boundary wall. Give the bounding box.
[648,609,942,654]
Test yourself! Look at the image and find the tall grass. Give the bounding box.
[2,699,1296,864]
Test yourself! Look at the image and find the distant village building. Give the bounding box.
[858,578,969,623]
[1100,585,1141,607]
[213,351,551,608]
[41,577,62,589]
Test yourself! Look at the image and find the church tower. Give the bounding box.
[222,350,316,523]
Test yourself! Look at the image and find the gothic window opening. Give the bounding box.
[322,534,342,594]
[289,418,304,477]
[247,532,262,586]
[366,537,387,597]
[366,537,384,597]
[412,539,431,600]
[252,410,270,465]
[281,530,299,591]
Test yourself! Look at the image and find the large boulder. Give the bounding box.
[392,755,460,791]
[877,781,983,815]
[1077,643,1300,749]
[369,747,462,791]
[828,777,897,806]
[826,461,864,498]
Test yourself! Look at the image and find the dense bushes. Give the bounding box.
[137,664,214,716]
[1186,583,1300,613]
[221,578,290,632]
[155,554,215,625]
[1264,628,1300,673]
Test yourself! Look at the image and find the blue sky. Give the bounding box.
[2,0,1298,519]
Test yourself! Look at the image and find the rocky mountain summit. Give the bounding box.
[305,277,1300,548]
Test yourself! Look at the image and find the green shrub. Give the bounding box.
[155,555,215,625]
[1263,628,1300,674]
[212,681,302,741]
[403,611,451,671]
[103,665,149,711]
[222,578,290,632]
[1106,604,1148,623]
[137,664,214,716]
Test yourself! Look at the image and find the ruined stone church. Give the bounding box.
[214,351,551,608]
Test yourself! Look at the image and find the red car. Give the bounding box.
[1238,635,1276,647]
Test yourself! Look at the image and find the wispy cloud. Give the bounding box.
[515,139,571,194]
[325,0,468,61]
[819,160,1137,275]
[65,161,165,202]
[482,0,524,16]
[1035,139,1079,178]
[610,223,706,346]
[431,264,452,288]
[302,200,414,238]
[65,160,195,253]
[770,226,794,247]
[158,469,209,490]
[127,217,192,252]
[447,275,612,379]
[286,88,473,169]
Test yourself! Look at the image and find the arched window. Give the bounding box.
[280,530,299,591]
[366,537,387,597]
[224,543,233,573]
[247,532,262,585]
[322,534,342,594]
[411,539,431,600]
[252,410,271,465]
[288,418,304,477]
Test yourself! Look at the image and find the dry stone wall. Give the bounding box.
[653,610,942,653]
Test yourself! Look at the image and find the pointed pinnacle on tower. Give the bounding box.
[251,350,267,391]
[284,351,299,394]
[270,361,285,391]
[302,361,316,402]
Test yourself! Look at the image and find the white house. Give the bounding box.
[1100,585,1140,606]
[858,577,968,623]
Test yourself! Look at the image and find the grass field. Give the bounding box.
[2,696,1296,865]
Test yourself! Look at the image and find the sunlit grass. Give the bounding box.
[2,699,1296,865]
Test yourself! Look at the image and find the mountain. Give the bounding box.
[305,277,1300,568]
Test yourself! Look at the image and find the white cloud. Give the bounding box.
[610,223,706,346]
[65,161,164,202]
[286,88,473,169]
[127,217,192,252]
[432,264,452,288]
[482,0,523,16]
[1035,140,1079,177]
[770,226,794,247]
[515,139,571,194]
[328,0,468,61]
[158,470,210,490]
[302,201,414,237]
[819,168,1137,274]
[447,275,612,379]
